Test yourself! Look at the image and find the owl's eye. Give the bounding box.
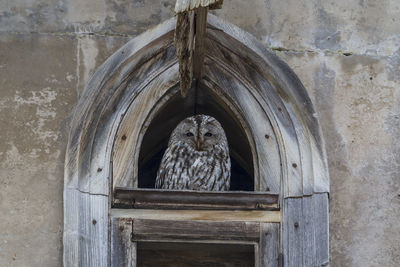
[204,132,213,137]
[186,132,194,137]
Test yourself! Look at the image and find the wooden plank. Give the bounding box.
[130,219,260,242]
[314,193,329,266]
[286,103,314,196]
[63,190,109,267]
[111,209,281,223]
[284,198,303,267]
[302,196,316,266]
[260,223,280,267]
[111,218,137,267]
[175,10,195,97]
[114,188,279,210]
[193,7,208,80]
[283,196,330,267]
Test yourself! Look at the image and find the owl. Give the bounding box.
[155,115,231,191]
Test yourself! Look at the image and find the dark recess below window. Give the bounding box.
[137,242,255,267]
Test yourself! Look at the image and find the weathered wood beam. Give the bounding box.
[193,7,208,80]
[114,188,279,210]
[175,10,195,97]
[111,209,281,223]
[174,0,223,97]
[119,218,261,242]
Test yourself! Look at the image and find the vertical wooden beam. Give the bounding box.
[111,218,137,267]
[283,195,330,266]
[175,11,195,97]
[260,223,280,267]
[193,7,208,81]
[303,196,316,266]
[284,198,304,267]
[314,193,329,266]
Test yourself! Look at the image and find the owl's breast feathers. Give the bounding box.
[155,143,230,191]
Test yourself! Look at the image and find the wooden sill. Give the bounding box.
[114,188,279,210]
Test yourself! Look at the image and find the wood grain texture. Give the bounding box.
[283,194,330,267]
[302,196,316,266]
[314,193,330,266]
[175,10,195,97]
[112,217,280,266]
[193,7,208,80]
[285,198,303,267]
[260,223,280,267]
[114,188,278,210]
[111,218,136,267]
[131,219,261,242]
[111,209,281,223]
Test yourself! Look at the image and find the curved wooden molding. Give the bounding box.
[64,15,329,266]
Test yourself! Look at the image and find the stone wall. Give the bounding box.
[0,0,399,266]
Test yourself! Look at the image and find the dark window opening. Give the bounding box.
[138,85,254,191]
[137,242,255,267]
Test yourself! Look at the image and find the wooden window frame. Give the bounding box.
[63,15,330,267]
[112,189,281,265]
[111,210,281,266]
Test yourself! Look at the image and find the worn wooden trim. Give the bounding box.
[111,217,136,267]
[114,188,279,210]
[282,194,330,267]
[193,7,208,80]
[260,223,280,267]
[131,218,261,242]
[175,11,195,97]
[111,209,281,223]
[112,217,280,266]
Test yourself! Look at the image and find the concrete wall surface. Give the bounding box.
[0,0,399,266]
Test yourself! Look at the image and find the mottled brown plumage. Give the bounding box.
[155,115,230,191]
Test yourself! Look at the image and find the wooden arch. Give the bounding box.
[64,15,329,266]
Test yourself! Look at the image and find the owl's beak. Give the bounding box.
[196,139,203,151]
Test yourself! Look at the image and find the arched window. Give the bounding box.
[64,14,329,267]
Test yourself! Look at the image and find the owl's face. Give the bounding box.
[169,115,228,153]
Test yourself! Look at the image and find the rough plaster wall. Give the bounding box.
[0,0,399,266]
